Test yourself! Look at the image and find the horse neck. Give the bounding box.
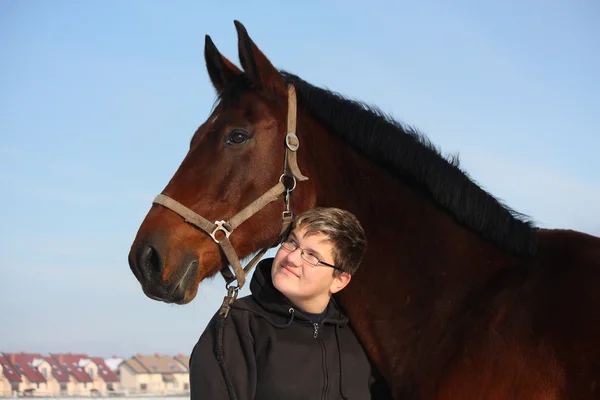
[298,115,520,385]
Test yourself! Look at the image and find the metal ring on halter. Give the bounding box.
[210,220,232,243]
[225,282,240,295]
[286,133,300,151]
[279,174,297,191]
[282,210,293,218]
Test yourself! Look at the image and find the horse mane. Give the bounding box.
[217,72,539,256]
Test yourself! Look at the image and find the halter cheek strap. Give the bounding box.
[152,84,307,305]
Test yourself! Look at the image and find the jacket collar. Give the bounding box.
[240,258,348,326]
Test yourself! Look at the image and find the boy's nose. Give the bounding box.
[286,248,304,267]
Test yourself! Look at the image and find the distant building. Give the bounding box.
[0,354,20,397]
[1,353,50,396]
[174,353,190,370]
[32,356,61,396]
[0,351,189,397]
[89,357,120,393]
[42,355,70,395]
[119,353,190,395]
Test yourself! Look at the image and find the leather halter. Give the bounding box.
[152,85,308,297]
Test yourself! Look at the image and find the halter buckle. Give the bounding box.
[210,220,232,243]
[286,133,300,151]
[279,174,297,192]
[219,284,239,318]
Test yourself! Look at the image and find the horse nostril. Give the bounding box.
[139,245,162,276]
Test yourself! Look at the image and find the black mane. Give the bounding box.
[281,71,538,256]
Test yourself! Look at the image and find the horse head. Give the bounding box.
[128,21,315,304]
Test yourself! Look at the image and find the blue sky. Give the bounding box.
[1,1,598,358]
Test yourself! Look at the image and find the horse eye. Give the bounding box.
[224,130,250,146]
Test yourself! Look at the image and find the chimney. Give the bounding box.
[154,353,161,358]
[58,355,64,364]
[10,354,16,364]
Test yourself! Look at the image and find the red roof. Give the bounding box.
[51,354,92,383]
[0,354,21,383]
[89,357,119,383]
[43,356,70,383]
[4,353,46,383]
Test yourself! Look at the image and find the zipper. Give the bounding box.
[310,321,328,398]
[315,328,328,399]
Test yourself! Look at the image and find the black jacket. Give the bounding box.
[189,258,387,399]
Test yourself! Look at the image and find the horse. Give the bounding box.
[128,21,600,399]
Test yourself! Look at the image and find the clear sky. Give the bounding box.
[1,1,598,358]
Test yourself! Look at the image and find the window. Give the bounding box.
[184,383,189,391]
[84,383,87,389]
[42,367,48,378]
[140,383,147,392]
[173,381,179,389]
[88,368,94,379]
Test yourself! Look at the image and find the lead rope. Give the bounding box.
[216,286,239,400]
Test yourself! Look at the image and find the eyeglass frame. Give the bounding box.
[279,236,344,272]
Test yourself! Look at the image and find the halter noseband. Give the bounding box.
[152,85,308,307]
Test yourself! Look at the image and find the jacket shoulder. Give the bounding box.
[218,295,263,329]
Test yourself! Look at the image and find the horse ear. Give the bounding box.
[234,20,285,95]
[204,34,242,93]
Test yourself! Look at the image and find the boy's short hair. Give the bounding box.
[291,207,367,276]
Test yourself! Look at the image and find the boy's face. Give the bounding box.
[271,226,349,308]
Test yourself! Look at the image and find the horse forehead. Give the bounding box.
[220,91,281,122]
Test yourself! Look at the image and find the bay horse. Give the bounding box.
[128,21,600,399]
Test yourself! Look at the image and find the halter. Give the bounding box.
[152,84,308,314]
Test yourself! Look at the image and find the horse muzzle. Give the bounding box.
[128,243,199,304]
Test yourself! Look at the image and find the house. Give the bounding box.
[174,354,191,391]
[77,357,106,396]
[31,356,61,396]
[50,353,93,396]
[42,356,70,396]
[0,354,20,397]
[174,353,190,369]
[89,357,120,393]
[1,353,49,396]
[119,354,190,395]
[118,356,153,394]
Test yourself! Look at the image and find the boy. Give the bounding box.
[190,207,385,399]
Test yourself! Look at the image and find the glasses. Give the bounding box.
[280,238,342,271]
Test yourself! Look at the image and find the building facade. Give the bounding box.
[0,351,190,397]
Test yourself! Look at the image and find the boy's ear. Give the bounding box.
[330,273,352,294]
